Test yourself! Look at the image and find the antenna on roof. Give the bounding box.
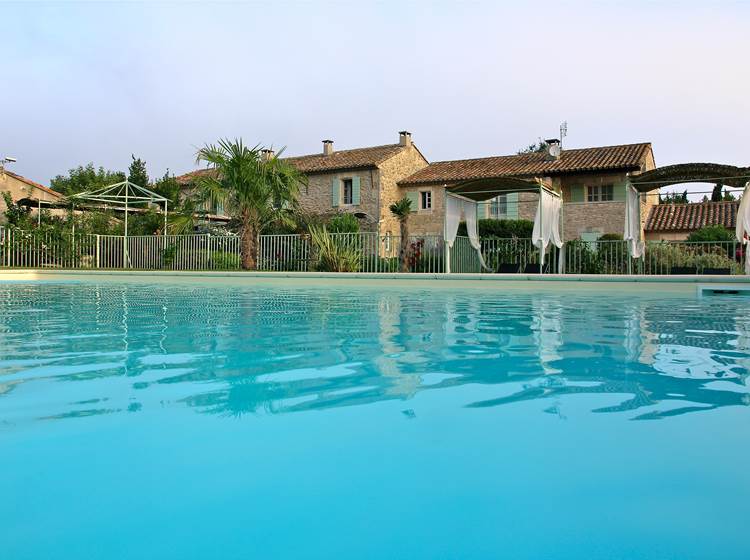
[559,121,568,148]
[0,156,17,178]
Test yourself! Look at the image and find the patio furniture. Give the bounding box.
[496,263,520,273]
[670,266,697,275]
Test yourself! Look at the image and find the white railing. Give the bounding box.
[0,228,744,275]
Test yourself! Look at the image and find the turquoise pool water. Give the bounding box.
[1,281,749,559]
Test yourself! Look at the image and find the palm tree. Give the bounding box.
[390,196,412,272]
[195,139,306,269]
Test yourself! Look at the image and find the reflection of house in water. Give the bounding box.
[1,283,748,422]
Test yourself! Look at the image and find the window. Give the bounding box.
[490,195,507,218]
[587,184,614,202]
[342,179,353,205]
[420,190,432,210]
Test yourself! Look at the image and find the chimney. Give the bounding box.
[544,138,561,161]
[399,131,412,147]
[322,139,334,156]
[261,148,275,161]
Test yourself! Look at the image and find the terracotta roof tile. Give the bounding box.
[4,170,62,199]
[176,143,407,185]
[645,200,739,232]
[399,143,652,186]
[283,144,406,173]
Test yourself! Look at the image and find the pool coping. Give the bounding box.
[2,268,749,284]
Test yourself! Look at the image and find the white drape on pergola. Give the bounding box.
[444,194,488,273]
[444,182,563,273]
[737,181,750,275]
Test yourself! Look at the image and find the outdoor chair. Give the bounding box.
[670,266,697,275]
[702,267,731,275]
[496,263,520,273]
[523,263,545,274]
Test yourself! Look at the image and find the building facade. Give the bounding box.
[0,170,63,225]
[177,133,658,241]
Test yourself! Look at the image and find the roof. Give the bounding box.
[645,200,739,232]
[283,143,407,173]
[3,170,62,199]
[176,143,410,185]
[399,142,652,186]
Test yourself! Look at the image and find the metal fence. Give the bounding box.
[0,227,744,275]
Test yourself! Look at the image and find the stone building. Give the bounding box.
[0,170,63,225]
[398,140,657,240]
[177,134,658,241]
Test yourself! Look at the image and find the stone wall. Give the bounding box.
[0,173,62,225]
[297,167,379,224]
[378,145,429,235]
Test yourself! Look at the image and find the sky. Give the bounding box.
[2,0,749,198]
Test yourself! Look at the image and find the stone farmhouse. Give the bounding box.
[178,131,659,242]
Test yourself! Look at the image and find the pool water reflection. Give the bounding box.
[1,282,749,559]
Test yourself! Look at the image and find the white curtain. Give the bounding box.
[532,190,563,266]
[464,199,489,270]
[445,195,462,248]
[444,194,488,271]
[736,181,750,275]
[624,183,645,259]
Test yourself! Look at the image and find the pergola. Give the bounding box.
[626,163,750,273]
[67,180,169,267]
[444,176,563,273]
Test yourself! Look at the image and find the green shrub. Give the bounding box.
[457,219,534,239]
[646,242,737,273]
[599,233,623,241]
[328,213,360,233]
[309,225,361,272]
[211,250,240,270]
[686,225,734,243]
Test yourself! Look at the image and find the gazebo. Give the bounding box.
[443,176,563,273]
[67,180,169,267]
[626,163,750,273]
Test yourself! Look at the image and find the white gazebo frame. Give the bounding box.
[443,177,563,274]
[68,180,169,267]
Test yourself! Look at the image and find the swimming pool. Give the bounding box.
[1,280,749,559]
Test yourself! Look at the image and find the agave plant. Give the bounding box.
[309,225,361,272]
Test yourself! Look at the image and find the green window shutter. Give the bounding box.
[352,176,361,205]
[569,185,584,203]
[331,178,340,208]
[406,190,419,212]
[507,192,519,219]
[612,182,626,202]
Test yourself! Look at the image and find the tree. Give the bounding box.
[686,225,734,243]
[194,139,306,269]
[389,197,412,272]
[152,170,181,204]
[128,155,149,188]
[50,163,125,196]
[517,140,548,154]
[660,190,688,203]
[1,191,32,228]
[711,183,723,202]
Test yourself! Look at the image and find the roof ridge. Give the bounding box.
[283,143,402,160]
[427,142,652,165]
[4,170,61,197]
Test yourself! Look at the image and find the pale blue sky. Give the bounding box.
[3,0,749,196]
